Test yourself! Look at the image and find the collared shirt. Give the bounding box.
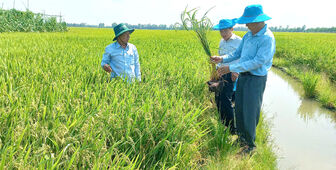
[218,33,242,92]
[217,33,242,68]
[222,24,276,76]
[101,42,141,82]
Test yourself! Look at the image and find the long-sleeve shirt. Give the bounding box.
[218,33,242,91]
[217,33,242,68]
[221,24,276,76]
[101,42,141,82]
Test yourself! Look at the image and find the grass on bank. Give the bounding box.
[273,59,336,110]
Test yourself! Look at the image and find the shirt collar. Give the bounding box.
[114,41,129,49]
[255,24,267,36]
[223,33,237,42]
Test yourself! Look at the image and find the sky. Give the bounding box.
[2,0,336,28]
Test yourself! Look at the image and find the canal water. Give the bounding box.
[262,68,336,170]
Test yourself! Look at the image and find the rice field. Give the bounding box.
[272,32,336,109]
[0,27,277,169]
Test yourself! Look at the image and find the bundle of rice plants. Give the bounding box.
[179,6,218,80]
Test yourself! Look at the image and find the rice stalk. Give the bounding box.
[179,6,218,80]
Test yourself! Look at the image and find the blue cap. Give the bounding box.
[213,19,237,30]
[237,4,271,24]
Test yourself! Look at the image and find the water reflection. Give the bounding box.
[270,68,336,124]
[297,100,319,122]
[262,68,336,170]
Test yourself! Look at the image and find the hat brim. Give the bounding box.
[213,24,234,30]
[237,14,271,24]
[113,29,135,41]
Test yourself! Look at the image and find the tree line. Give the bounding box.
[67,22,336,33]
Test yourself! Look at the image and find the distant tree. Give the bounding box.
[111,22,117,28]
[98,23,105,28]
[65,21,336,33]
[302,25,306,32]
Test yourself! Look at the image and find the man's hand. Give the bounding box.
[208,81,220,88]
[231,72,239,82]
[210,56,222,64]
[207,81,220,92]
[103,64,112,73]
[217,65,230,77]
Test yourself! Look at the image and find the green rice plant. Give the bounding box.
[0,8,67,32]
[207,120,232,155]
[179,6,218,80]
[272,32,336,109]
[0,28,276,169]
[318,88,334,109]
[204,114,277,170]
[316,75,336,109]
[300,71,320,98]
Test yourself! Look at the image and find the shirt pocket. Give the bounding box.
[110,50,123,59]
[126,54,135,66]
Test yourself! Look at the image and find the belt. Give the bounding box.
[240,72,253,76]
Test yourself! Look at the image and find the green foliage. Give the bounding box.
[300,71,319,98]
[272,32,336,108]
[0,9,67,32]
[205,115,277,170]
[273,32,336,82]
[179,6,218,80]
[0,28,275,169]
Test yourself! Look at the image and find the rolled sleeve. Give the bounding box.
[101,47,111,68]
[222,38,243,64]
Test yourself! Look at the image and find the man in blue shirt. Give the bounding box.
[101,23,141,82]
[211,4,276,154]
[209,19,241,134]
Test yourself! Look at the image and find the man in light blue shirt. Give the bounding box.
[211,4,276,154]
[209,19,241,134]
[101,23,141,82]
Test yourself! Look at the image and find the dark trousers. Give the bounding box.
[235,73,267,148]
[215,73,235,129]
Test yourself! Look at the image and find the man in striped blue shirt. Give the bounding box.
[209,19,241,134]
[101,23,141,82]
[211,4,276,154]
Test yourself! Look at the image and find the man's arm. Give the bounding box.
[101,47,112,73]
[229,36,275,73]
[134,47,141,81]
[221,38,243,63]
[211,37,244,64]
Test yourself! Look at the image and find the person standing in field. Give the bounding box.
[101,23,141,82]
[211,4,276,154]
[208,19,241,134]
